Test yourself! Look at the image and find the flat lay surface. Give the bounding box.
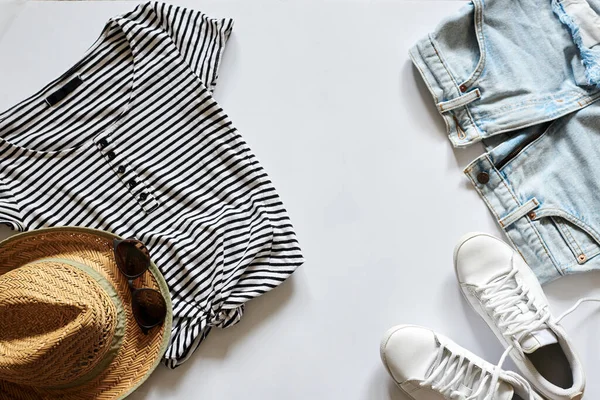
[2,1,600,399]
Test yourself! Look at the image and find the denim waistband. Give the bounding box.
[409,35,483,148]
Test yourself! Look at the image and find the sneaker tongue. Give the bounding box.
[495,381,515,400]
[520,327,558,353]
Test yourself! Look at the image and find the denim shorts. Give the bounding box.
[411,0,600,283]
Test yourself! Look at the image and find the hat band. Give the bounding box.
[32,258,126,389]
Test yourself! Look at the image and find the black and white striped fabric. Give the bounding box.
[0,1,303,368]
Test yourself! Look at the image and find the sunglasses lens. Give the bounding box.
[132,289,167,329]
[115,240,150,278]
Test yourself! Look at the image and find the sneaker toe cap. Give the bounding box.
[380,325,438,385]
[454,232,514,286]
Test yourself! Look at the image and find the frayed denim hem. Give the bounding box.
[554,0,600,87]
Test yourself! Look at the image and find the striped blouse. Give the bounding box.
[0,1,303,367]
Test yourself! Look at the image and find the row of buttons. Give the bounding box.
[98,138,144,199]
[96,136,157,213]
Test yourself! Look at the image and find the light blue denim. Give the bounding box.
[411,0,600,283]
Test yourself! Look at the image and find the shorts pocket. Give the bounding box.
[531,208,600,269]
[434,0,487,89]
[461,0,486,89]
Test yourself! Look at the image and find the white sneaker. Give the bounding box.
[454,233,585,400]
[380,325,540,400]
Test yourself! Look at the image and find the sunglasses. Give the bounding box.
[113,238,167,334]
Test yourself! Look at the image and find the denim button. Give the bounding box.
[98,138,108,148]
[117,165,126,174]
[107,151,115,161]
[139,193,148,201]
[459,84,467,93]
[128,179,137,188]
[477,172,489,184]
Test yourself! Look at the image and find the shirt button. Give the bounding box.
[128,179,137,188]
[98,138,108,148]
[106,151,116,161]
[477,172,490,184]
[117,165,126,174]
[139,193,148,201]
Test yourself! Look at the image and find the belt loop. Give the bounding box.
[436,88,481,113]
[498,198,540,228]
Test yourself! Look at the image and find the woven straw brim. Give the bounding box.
[0,227,172,400]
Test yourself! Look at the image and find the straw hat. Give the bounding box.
[0,227,172,399]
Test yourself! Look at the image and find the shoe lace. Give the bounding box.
[476,266,550,353]
[556,297,600,323]
[477,261,600,355]
[421,343,534,400]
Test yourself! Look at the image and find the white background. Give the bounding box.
[1,1,600,399]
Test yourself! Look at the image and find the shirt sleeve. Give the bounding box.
[150,2,234,92]
[0,179,24,232]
